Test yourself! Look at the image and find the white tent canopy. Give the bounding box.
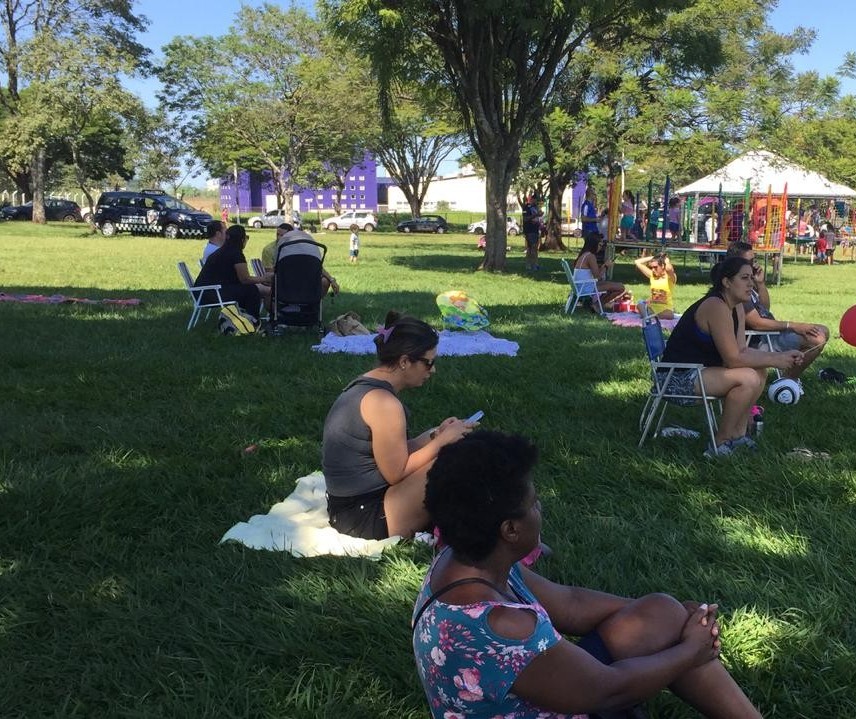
[676,150,856,198]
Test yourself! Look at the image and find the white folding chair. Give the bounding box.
[176,261,234,331]
[560,258,606,314]
[638,316,721,449]
[745,330,783,379]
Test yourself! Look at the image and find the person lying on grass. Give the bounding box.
[413,430,763,719]
[321,311,476,540]
[634,253,677,320]
[662,256,803,459]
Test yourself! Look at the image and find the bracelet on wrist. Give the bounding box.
[429,428,438,440]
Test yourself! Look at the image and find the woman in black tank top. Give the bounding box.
[662,257,804,457]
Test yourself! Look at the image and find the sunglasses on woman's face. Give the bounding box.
[413,356,436,369]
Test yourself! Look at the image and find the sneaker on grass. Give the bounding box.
[704,436,759,459]
[731,435,759,452]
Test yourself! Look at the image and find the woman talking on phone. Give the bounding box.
[322,311,477,540]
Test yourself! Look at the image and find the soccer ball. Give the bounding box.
[768,378,802,405]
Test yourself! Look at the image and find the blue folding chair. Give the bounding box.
[638,316,721,448]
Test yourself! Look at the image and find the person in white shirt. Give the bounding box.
[201,221,226,263]
[349,224,360,263]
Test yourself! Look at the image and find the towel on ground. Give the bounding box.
[0,292,142,306]
[605,312,680,330]
[312,329,518,356]
[220,471,400,559]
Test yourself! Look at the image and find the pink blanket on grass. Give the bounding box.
[0,293,142,306]
[605,312,680,330]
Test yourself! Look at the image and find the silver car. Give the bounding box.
[248,208,302,229]
[322,210,377,232]
[467,217,520,235]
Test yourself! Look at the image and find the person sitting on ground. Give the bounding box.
[270,227,339,296]
[634,253,677,319]
[321,311,475,540]
[201,220,226,264]
[414,430,763,719]
[573,231,629,311]
[662,256,803,458]
[727,241,828,381]
[194,224,271,318]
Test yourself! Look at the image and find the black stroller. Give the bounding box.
[270,232,328,335]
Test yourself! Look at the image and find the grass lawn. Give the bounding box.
[1,222,855,718]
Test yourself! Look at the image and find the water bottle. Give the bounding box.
[754,420,764,436]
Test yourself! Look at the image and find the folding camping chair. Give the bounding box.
[271,234,328,335]
[746,330,783,380]
[560,258,606,314]
[177,261,234,331]
[638,315,721,449]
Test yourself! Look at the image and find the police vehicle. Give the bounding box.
[93,190,213,239]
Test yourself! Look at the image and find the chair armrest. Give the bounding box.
[652,361,705,371]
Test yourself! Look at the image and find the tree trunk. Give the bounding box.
[333,178,344,215]
[542,175,568,251]
[31,147,46,224]
[481,163,510,271]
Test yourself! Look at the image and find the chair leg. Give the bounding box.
[593,292,604,315]
[569,294,580,314]
[702,399,719,450]
[638,394,663,447]
[188,306,200,330]
[652,402,669,438]
[564,293,573,314]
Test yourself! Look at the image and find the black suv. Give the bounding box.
[93,190,213,239]
[1,198,83,222]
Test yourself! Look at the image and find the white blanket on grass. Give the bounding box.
[220,472,400,559]
[312,329,519,356]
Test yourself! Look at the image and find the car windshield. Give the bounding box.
[158,195,195,211]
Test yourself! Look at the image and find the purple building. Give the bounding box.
[219,156,380,216]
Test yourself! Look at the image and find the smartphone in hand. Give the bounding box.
[465,410,484,424]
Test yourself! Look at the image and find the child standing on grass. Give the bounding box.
[349,224,360,264]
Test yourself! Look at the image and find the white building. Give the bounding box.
[385,166,585,217]
[386,168,519,213]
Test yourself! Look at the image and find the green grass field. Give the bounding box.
[1,221,855,718]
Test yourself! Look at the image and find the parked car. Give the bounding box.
[92,189,213,238]
[0,198,83,222]
[247,208,302,229]
[467,217,520,235]
[397,215,449,233]
[560,218,582,237]
[322,210,376,232]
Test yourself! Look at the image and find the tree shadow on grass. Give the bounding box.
[2,282,855,716]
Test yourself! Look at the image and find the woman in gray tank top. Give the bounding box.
[322,311,477,540]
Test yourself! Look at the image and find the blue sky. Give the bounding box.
[127,0,854,177]
[129,0,854,102]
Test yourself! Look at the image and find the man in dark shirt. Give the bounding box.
[521,197,542,271]
[727,242,828,381]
